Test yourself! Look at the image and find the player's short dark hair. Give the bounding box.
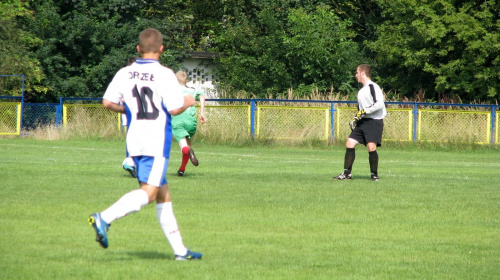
[357,64,371,78]
[138,28,163,53]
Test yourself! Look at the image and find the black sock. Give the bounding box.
[344,148,355,174]
[369,150,378,175]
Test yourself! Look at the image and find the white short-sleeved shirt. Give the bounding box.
[357,81,387,120]
[103,59,184,157]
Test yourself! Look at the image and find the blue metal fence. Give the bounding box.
[221,99,499,144]
[7,98,500,144]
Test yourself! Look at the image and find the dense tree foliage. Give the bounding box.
[0,0,47,100]
[18,0,204,101]
[1,0,498,103]
[369,0,500,102]
[215,1,364,97]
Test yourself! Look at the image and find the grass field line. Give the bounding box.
[0,143,266,159]
[200,154,500,168]
[0,142,106,151]
[195,151,259,157]
[2,142,498,168]
[383,172,477,180]
[384,159,500,167]
[4,157,495,172]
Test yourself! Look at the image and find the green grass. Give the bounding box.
[0,138,499,279]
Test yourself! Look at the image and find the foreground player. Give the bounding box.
[333,64,387,181]
[88,28,202,260]
[172,70,206,176]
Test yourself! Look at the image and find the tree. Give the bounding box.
[367,0,500,102]
[284,6,363,95]
[21,0,204,101]
[0,0,47,101]
[9,0,498,103]
[214,1,366,98]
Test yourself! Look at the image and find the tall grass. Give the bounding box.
[25,107,124,140]
[10,101,499,150]
[26,122,123,140]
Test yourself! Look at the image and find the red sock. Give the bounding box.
[179,147,190,172]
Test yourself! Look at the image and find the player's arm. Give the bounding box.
[168,95,196,116]
[364,99,384,114]
[199,95,206,123]
[363,85,384,114]
[103,98,126,114]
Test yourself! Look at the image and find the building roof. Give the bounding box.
[186,51,220,59]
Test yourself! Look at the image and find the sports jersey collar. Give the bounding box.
[135,58,159,64]
[363,80,373,86]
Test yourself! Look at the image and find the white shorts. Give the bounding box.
[132,156,168,187]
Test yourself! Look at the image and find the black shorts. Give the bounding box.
[349,118,384,147]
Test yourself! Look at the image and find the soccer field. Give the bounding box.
[0,138,499,279]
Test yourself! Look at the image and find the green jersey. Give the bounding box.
[171,86,203,142]
[177,86,203,117]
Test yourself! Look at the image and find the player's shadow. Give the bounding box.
[125,251,173,260]
[171,172,206,178]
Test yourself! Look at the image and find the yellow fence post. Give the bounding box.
[0,102,22,135]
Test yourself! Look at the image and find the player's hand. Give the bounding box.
[199,114,206,124]
[349,110,365,130]
[349,119,357,131]
[354,109,365,120]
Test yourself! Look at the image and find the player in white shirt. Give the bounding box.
[88,28,202,261]
[333,64,387,181]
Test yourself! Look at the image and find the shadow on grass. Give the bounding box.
[125,251,173,260]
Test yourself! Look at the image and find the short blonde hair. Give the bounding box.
[138,28,163,53]
[176,70,188,86]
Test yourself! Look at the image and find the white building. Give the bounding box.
[181,51,220,99]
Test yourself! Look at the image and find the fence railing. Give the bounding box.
[1,97,499,144]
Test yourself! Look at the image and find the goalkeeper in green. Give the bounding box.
[173,70,206,176]
[333,64,387,181]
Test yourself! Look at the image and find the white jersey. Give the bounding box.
[103,59,184,157]
[357,81,387,120]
